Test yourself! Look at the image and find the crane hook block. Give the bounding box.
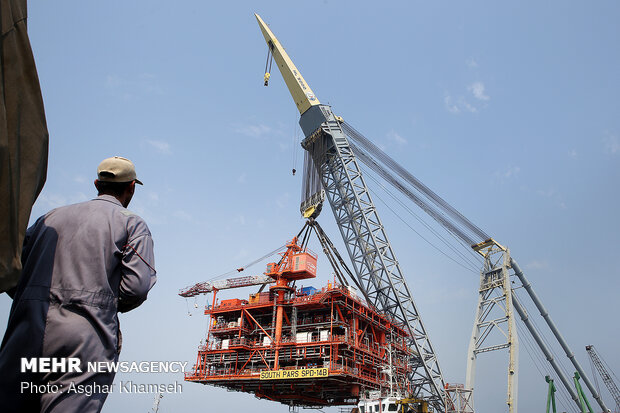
[264,72,271,86]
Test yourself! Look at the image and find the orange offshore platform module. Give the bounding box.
[181,236,413,408]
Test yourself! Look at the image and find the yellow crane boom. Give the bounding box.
[255,13,321,115]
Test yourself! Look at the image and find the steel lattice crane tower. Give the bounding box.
[255,14,446,411]
[586,345,620,412]
[254,14,611,413]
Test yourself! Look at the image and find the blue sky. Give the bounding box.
[1,1,619,412]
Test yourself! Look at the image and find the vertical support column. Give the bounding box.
[466,240,518,413]
[272,282,287,370]
[274,300,284,370]
[465,296,482,392]
[291,305,298,337]
[503,252,519,413]
[205,290,219,354]
[271,294,278,337]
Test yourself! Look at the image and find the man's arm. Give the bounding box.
[7,219,41,299]
[118,232,156,313]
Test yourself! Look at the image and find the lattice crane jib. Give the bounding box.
[255,14,446,410]
[586,345,620,412]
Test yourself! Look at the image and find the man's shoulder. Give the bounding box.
[124,210,151,240]
[46,197,118,217]
[92,197,150,231]
[42,199,94,219]
[45,197,148,227]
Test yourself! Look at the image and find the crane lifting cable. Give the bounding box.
[300,135,325,219]
[263,43,274,86]
[360,163,484,268]
[236,244,288,273]
[180,219,366,304]
[308,218,368,298]
[342,121,490,245]
[179,243,287,294]
[349,140,480,246]
[365,177,482,273]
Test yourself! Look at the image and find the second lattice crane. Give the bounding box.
[586,345,620,412]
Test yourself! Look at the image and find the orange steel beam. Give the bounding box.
[330,297,334,368]
[282,308,291,326]
[359,320,369,338]
[335,304,346,325]
[238,349,256,371]
[208,289,218,314]
[256,348,270,368]
[243,308,273,341]
[274,301,284,369]
[236,348,271,371]
[241,308,254,329]
[204,290,219,347]
[370,323,379,344]
[238,309,245,338]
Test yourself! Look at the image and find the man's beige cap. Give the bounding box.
[97,156,143,185]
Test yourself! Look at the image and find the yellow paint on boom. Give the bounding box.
[255,13,321,115]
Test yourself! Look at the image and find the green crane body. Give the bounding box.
[546,375,557,413]
[574,371,595,413]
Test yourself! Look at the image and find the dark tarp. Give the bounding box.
[0,0,48,293]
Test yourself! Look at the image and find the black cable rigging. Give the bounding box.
[365,176,481,274]
[349,140,480,246]
[342,121,490,246]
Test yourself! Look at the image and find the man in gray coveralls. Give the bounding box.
[0,156,157,413]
